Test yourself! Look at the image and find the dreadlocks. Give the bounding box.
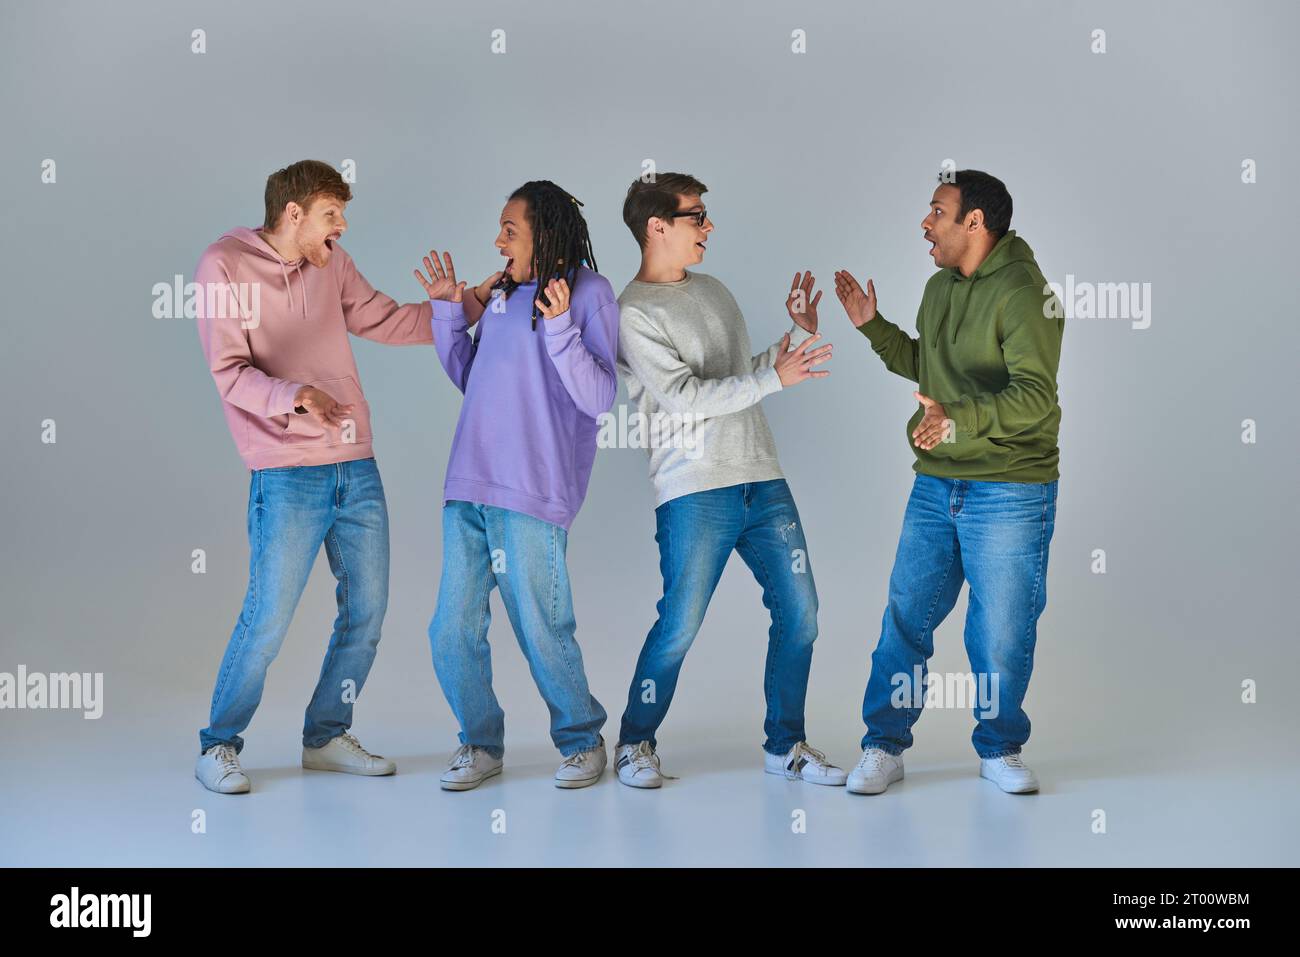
[492,180,599,329]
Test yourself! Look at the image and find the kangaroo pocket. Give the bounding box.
[245,375,372,452]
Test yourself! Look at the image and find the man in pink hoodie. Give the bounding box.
[192,160,432,794]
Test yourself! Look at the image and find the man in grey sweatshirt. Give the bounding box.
[612,172,845,788]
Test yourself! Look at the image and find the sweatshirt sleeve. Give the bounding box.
[431,299,477,393]
[943,285,1063,439]
[753,322,813,372]
[543,298,620,419]
[619,306,783,420]
[858,309,921,383]
[337,247,433,345]
[195,249,304,417]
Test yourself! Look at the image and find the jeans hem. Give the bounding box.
[977,747,1023,760]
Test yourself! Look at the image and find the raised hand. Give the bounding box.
[535,278,570,320]
[774,332,833,387]
[413,249,466,302]
[911,392,953,450]
[833,269,877,327]
[785,271,823,334]
[293,385,354,430]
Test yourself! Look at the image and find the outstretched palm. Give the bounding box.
[414,249,465,302]
[786,271,823,334]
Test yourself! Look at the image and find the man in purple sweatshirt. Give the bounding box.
[415,181,619,790]
[193,160,433,794]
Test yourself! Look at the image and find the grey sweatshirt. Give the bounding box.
[616,271,808,507]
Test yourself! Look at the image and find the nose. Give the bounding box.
[703,218,714,233]
[337,215,348,234]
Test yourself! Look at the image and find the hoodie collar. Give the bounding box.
[932,230,1031,346]
[221,226,311,321]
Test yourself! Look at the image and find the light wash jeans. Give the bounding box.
[200,458,389,754]
[861,473,1058,758]
[618,479,820,755]
[428,501,606,758]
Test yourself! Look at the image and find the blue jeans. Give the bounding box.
[861,473,1058,759]
[619,479,820,755]
[200,458,390,755]
[428,502,606,758]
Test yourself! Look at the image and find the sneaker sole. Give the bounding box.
[846,768,904,795]
[440,765,503,791]
[763,767,848,787]
[196,772,250,794]
[981,771,1039,793]
[555,769,604,789]
[301,760,396,776]
[617,773,663,789]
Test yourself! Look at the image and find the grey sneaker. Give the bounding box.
[440,744,503,791]
[846,747,904,795]
[555,740,606,789]
[615,741,664,789]
[195,743,251,794]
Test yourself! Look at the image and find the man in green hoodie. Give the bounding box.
[834,170,1063,795]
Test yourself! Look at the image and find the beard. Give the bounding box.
[299,233,333,268]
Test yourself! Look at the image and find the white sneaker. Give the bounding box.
[765,741,847,786]
[195,743,250,794]
[615,741,664,789]
[980,753,1039,793]
[302,732,396,776]
[440,744,503,791]
[846,747,904,795]
[555,740,606,789]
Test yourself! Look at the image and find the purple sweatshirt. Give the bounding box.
[431,266,620,530]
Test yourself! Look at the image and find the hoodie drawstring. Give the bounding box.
[277,259,308,320]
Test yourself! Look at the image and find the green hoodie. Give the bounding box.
[859,230,1064,483]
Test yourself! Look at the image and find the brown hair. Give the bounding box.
[263,160,352,231]
[622,172,709,251]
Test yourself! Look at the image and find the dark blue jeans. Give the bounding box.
[861,473,1058,758]
[619,479,819,755]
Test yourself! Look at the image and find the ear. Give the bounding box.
[967,209,984,233]
[285,201,303,226]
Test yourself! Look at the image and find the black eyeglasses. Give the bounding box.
[670,208,708,227]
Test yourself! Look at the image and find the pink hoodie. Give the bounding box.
[194,227,433,470]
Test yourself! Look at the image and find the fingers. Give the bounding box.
[442,251,456,285]
[426,250,445,282]
[412,268,431,293]
[794,332,824,354]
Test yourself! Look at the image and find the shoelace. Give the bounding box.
[623,742,678,780]
[337,732,380,762]
[1000,754,1027,769]
[560,750,596,769]
[212,745,241,776]
[856,749,890,773]
[448,744,478,770]
[785,741,833,779]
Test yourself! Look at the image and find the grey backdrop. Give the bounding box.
[2,0,1296,866]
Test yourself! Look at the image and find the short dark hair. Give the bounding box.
[622,172,709,251]
[942,169,1013,240]
[263,159,352,230]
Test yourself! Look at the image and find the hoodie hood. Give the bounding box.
[222,226,311,320]
[933,229,1037,347]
